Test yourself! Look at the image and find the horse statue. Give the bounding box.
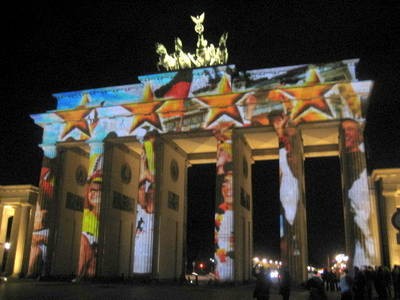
[155,43,177,71]
[215,32,228,65]
[174,37,195,69]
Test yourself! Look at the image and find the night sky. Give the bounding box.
[4,2,400,267]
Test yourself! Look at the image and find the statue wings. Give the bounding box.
[191,12,205,25]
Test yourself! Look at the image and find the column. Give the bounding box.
[339,119,377,268]
[1,207,15,275]
[27,144,58,277]
[155,139,187,280]
[13,205,30,275]
[214,125,235,281]
[232,132,253,282]
[0,205,5,269]
[133,131,157,274]
[272,115,308,283]
[77,142,104,278]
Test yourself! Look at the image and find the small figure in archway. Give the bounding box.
[279,268,291,300]
[253,267,272,300]
[306,271,327,300]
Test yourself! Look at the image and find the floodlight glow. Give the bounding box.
[4,242,11,250]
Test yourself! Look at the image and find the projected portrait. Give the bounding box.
[270,111,300,226]
[341,119,375,267]
[27,159,54,277]
[133,130,157,273]
[213,123,234,281]
[78,153,103,278]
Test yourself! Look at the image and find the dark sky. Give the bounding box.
[3,2,400,267]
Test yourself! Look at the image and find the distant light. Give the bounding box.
[270,270,279,278]
[269,260,273,264]
[4,242,11,250]
[335,253,349,264]
[253,257,260,263]
[262,258,267,264]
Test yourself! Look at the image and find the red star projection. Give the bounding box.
[56,108,93,139]
[196,94,243,127]
[122,101,163,132]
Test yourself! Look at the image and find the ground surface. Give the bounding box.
[0,278,343,300]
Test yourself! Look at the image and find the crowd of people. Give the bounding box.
[336,265,400,300]
[319,265,400,300]
[251,265,400,300]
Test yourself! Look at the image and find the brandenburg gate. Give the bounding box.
[25,13,381,283]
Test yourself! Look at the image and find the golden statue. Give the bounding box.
[155,12,228,71]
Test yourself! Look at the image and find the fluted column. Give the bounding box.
[214,125,235,281]
[339,119,377,269]
[272,115,308,283]
[133,131,157,274]
[12,205,30,275]
[77,142,104,278]
[27,144,58,277]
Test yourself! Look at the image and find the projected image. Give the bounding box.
[133,130,157,273]
[29,59,375,281]
[27,158,54,277]
[213,123,234,281]
[270,112,300,226]
[32,60,372,148]
[78,151,103,278]
[341,119,375,267]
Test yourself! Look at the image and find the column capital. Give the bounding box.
[88,142,104,154]
[39,144,57,159]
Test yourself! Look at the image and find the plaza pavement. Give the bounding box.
[0,278,342,300]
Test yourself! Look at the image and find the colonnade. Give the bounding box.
[24,119,380,283]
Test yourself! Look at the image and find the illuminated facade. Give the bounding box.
[25,58,384,283]
[0,185,38,276]
[371,169,400,267]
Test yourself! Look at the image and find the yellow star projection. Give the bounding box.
[56,108,93,139]
[196,94,243,127]
[122,101,163,132]
[156,98,186,118]
[272,84,333,122]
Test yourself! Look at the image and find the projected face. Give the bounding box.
[342,120,362,152]
[138,179,154,214]
[221,172,233,207]
[87,182,101,207]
